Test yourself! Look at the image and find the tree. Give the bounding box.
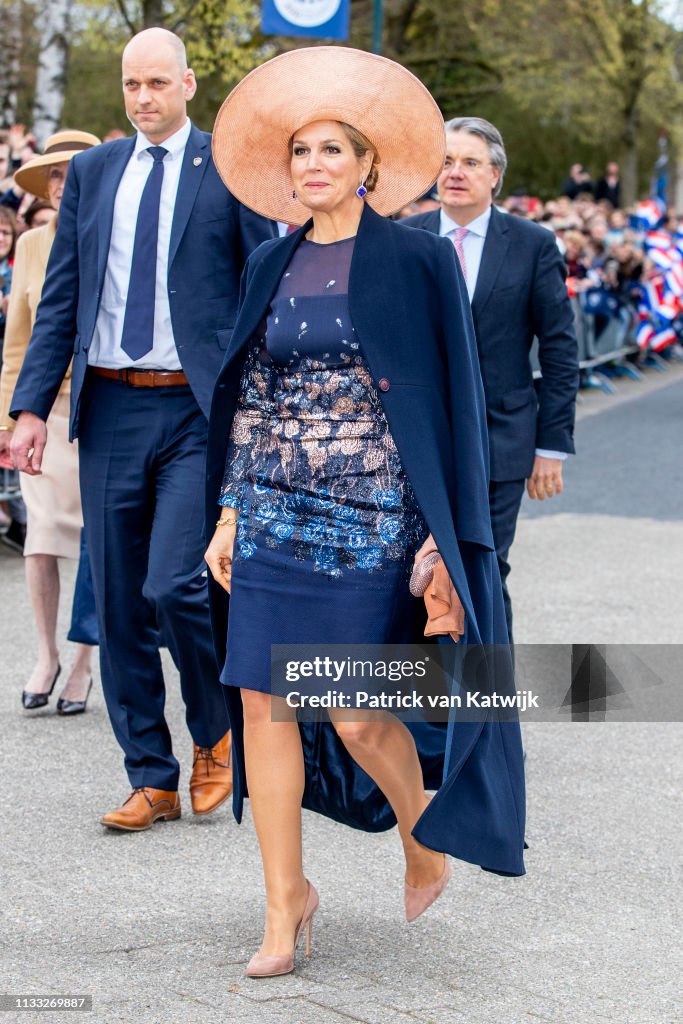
[94,0,265,78]
[32,0,73,144]
[0,0,23,126]
[61,0,267,135]
[566,0,681,205]
[362,0,683,201]
[36,0,683,201]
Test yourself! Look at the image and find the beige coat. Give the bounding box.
[0,214,82,558]
[0,214,71,431]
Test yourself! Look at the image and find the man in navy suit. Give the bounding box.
[10,28,275,829]
[403,117,578,640]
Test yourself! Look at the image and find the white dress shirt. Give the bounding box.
[89,118,192,370]
[439,205,491,302]
[439,203,567,463]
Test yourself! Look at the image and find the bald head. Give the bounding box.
[123,27,188,74]
[121,28,196,144]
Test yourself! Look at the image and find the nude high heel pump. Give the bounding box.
[404,857,452,923]
[244,881,319,978]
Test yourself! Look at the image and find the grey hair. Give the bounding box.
[444,116,507,197]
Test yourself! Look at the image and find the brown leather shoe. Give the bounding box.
[189,729,232,816]
[100,788,181,831]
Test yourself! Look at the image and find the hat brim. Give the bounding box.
[212,47,446,225]
[14,150,87,202]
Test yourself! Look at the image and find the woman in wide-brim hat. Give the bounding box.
[0,130,100,714]
[205,47,525,977]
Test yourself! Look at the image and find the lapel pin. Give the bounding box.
[193,157,202,167]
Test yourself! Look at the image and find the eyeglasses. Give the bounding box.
[442,158,492,173]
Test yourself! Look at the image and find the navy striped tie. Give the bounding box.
[120,146,168,361]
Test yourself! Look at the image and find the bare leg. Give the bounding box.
[330,710,445,888]
[24,554,60,693]
[59,644,94,701]
[241,690,310,956]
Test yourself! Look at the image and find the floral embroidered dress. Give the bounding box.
[219,236,427,691]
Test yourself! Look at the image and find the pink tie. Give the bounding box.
[452,227,469,281]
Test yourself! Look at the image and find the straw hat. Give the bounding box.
[212,47,445,225]
[14,130,101,201]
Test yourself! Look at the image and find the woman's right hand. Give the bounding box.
[413,532,439,569]
[205,520,237,593]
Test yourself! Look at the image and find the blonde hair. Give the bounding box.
[338,122,380,193]
[564,230,586,250]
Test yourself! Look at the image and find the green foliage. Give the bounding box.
[349,0,683,201]
[14,0,683,200]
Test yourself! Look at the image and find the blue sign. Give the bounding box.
[261,0,350,40]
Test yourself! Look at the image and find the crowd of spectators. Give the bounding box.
[494,163,683,363]
[395,159,683,366]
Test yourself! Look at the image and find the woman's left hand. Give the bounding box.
[205,521,237,593]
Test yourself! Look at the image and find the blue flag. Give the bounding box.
[261,0,350,40]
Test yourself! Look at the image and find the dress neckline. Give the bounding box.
[301,236,356,248]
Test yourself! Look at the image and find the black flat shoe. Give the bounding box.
[22,664,61,710]
[57,677,93,716]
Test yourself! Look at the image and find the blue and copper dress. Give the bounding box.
[220,237,427,691]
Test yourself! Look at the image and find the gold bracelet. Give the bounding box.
[216,516,238,527]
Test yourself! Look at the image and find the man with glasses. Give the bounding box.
[404,116,579,640]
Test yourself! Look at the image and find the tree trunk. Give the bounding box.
[620,102,639,206]
[31,0,72,146]
[0,0,22,127]
[142,0,165,27]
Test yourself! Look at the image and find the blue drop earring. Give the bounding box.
[356,179,368,199]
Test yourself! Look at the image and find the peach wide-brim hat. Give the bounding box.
[212,47,446,225]
[14,130,101,201]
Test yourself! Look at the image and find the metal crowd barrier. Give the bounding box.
[530,295,656,394]
[0,467,20,503]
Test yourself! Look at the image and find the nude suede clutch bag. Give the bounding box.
[409,551,465,642]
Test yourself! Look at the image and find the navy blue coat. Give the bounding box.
[206,204,526,876]
[10,124,275,436]
[402,206,578,481]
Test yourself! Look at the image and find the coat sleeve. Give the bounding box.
[9,161,81,423]
[0,232,33,429]
[412,239,527,877]
[530,231,579,454]
[235,197,278,266]
[436,236,494,551]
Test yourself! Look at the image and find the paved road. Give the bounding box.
[1,366,681,1024]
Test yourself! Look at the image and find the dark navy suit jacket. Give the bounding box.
[205,204,526,877]
[402,205,579,480]
[10,123,275,437]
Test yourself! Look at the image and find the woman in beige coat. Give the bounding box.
[0,130,100,712]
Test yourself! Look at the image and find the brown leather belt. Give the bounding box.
[90,367,189,387]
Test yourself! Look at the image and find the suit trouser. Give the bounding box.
[66,529,99,646]
[489,478,526,644]
[77,375,229,790]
